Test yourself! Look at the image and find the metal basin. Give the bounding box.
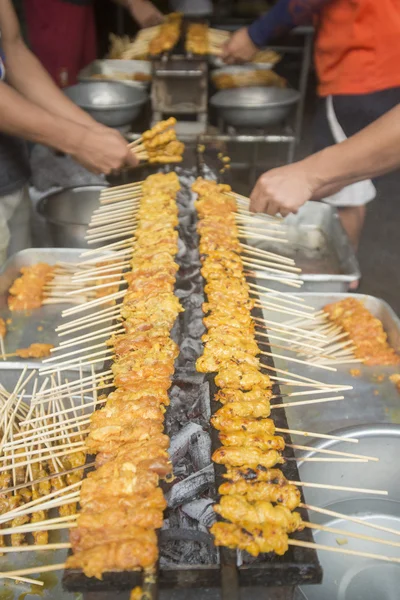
[210,86,300,127]
[37,185,107,248]
[297,424,400,600]
[64,81,147,127]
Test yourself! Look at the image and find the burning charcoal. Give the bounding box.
[169,422,203,465]
[188,317,206,338]
[166,464,214,508]
[199,382,211,421]
[189,430,212,471]
[182,498,216,528]
[185,293,204,309]
[179,338,204,363]
[177,238,187,259]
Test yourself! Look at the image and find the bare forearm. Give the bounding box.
[4,39,98,128]
[305,104,400,198]
[0,81,86,153]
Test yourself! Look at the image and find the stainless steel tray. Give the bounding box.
[250,202,360,292]
[78,59,151,88]
[259,292,400,436]
[259,293,400,599]
[0,248,113,371]
[296,424,400,600]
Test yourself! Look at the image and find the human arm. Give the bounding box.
[222,0,332,64]
[0,0,102,129]
[0,0,138,173]
[113,0,164,27]
[249,104,400,216]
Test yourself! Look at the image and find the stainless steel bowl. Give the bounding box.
[210,86,300,127]
[64,81,147,127]
[297,424,400,600]
[37,185,107,248]
[209,56,274,70]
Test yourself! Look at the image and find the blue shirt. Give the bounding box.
[248,0,332,48]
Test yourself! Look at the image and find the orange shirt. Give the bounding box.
[315,0,400,96]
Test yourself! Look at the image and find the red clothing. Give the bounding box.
[24,0,97,87]
[315,0,400,96]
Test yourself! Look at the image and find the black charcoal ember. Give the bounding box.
[189,430,212,471]
[166,464,214,509]
[188,317,206,338]
[177,238,187,259]
[182,499,216,528]
[184,293,204,309]
[169,422,203,465]
[179,338,204,363]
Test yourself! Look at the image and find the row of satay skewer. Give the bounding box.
[66,172,183,578]
[1,174,400,586]
[191,177,400,561]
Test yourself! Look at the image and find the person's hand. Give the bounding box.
[71,127,138,174]
[129,0,164,28]
[222,28,258,64]
[250,161,319,217]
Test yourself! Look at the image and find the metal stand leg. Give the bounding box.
[293,31,313,158]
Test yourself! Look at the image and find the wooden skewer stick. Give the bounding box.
[86,230,135,245]
[304,522,400,549]
[56,325,124,349]
[65,279,126,296]
[40,354,113,375]
[271,396,345,409]
[302,503,400,538]
[0,563,66,579]
[246,271,303,288]
[291,458,367,463]
[0,543,71,553]
[238,230,288,244]
[255,300,314,319]
[58,315,122,337]
[243,259,301,278]
[254,319,325,342]
[294,482,387,495]
[287,443,378,461]
[288,539,400,565]
[57,305,120,331]
[259,350,337,372]
[277,427,358,444]
[249,282,305,302]
[80,237,134,256]
[100,180,143,195]
[1,522,76,536]
[62,289,126,317]
[241,242,295,264]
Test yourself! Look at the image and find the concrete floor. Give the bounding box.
[357,170,400,314]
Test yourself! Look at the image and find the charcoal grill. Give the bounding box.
[63,169,322,599]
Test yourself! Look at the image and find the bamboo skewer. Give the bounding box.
[287,444,378,462]
[272,396,345,409]
[295,482,387,495]
[303,503,400,538]
[0,563,66,579]
[259,350,337,372]
[288,539,400,565]
[246,271,303,288]
[305,521,400,550]
[277,427,358,444]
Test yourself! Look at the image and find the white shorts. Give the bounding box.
[321,96,376,208]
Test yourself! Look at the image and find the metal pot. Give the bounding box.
[64,81,147,127]
[210,86,300,127]
[37,185,107,248]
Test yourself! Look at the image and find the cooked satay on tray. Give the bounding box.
[324,297,400,366]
